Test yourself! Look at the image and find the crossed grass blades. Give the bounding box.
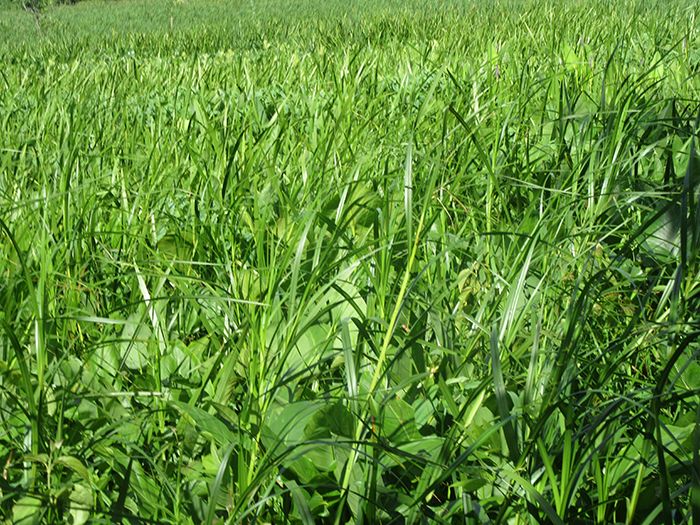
[1,0,700,523]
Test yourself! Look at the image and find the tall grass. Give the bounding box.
[1,0,700,523]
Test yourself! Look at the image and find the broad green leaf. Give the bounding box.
[56,455,92,486]
[414,397,435,428]
[297,442,336,473]
[69,484,94,525]
[266,401,321,447]
[12,496,42,525]
[22,453,49,466]
[641,204,681,262]
[660,423,695,453]
[288,322,331,376]
[169,400,237,446]
[379,397,419,444]
[120,308,153,370]
[451,477,489,492]
[160,339,189,379]
[678,360,700,392]
[260,402,325,485]
[381,437,445,469]
[306,402,355,439]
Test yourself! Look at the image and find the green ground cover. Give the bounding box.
[1,0,700,523]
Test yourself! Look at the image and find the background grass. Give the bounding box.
[1,0,700,523]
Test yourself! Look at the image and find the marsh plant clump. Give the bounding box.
[1,0,700,523]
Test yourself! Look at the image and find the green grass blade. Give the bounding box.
[205,442,236,525]
[491,326,520,465]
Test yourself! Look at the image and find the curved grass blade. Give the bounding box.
[491,326,520,465]
[287,479,314,525]
[205,442,237,525]
[500,470,565,525]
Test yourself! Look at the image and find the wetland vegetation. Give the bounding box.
[1,0,700,523]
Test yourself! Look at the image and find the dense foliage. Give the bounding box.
[1,0,700,523]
